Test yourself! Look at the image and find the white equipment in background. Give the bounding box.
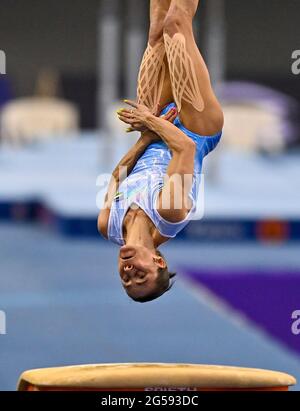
[0,97,79,146]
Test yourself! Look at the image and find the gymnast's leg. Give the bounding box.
[137,0,173,111]
[163,0,224,135]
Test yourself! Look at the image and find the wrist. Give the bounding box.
[144,113,156,130]
[140,129,154,142]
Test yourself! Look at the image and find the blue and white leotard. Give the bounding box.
[108,103,222,246]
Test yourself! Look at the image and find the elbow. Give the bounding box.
[173,137,196,154]
[185,138,196,152]
[97,214,102,234]
[97,211,108,239]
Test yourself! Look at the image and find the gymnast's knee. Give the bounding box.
[163,12,183,37]
[149,22,164,46]
[163,7,192,37]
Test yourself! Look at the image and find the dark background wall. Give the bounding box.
[0,0,99,95]
[225,0,299,77]
[0,0,299,127]
[0,0,100,127]
[224,0,300,101]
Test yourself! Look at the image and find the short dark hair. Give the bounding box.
[130,250,176,303]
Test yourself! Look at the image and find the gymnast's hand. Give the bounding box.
[117,100,177,133]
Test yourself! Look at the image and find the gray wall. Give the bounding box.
[0,0,299,97]
[225,0,300,77]
[0,0,99,95]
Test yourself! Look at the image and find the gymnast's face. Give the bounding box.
[118,245,166,300]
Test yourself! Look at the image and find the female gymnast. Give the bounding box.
[98,0,224,302]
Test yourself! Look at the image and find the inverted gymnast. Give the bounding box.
[98,0,224,302]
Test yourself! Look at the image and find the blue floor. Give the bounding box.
[0,223,299,391]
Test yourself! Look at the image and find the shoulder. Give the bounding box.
[97,208,111,239]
